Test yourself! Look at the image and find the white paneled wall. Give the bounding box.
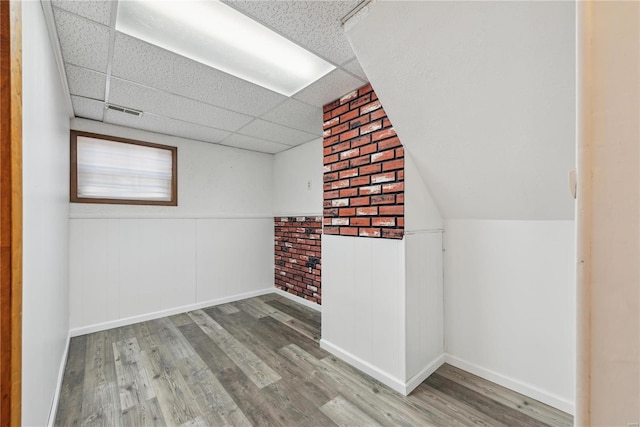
[68,120,275,333]
[405,232,444,381]
[196,219,274,301]
[321,235,405,388]
[70,218,273,332]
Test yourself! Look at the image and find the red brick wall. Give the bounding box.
[322,83,404,239]
[274,216,322,304]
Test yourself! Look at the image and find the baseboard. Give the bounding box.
[320,339,409,395]
[70,288,274,337]
[273,288,322,312]
[445,354,575,415]
[47,330,72,427]
[405,354,446,394]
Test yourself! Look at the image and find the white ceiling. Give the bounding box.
[346,1,576,220]
[49,0,367,154]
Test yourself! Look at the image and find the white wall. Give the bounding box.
[346,1,576,413]
[404,232,443,380]
[321,235,406,390]
[346,1,575,220]
[404,150,445,383]
[22,2,72,425]
[273,139,323,216]
[404,150,442,231]
[444,219,575,413]
[70,119,273,218]
[69,120,274,332]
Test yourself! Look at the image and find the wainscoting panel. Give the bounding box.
[70,217,273,330]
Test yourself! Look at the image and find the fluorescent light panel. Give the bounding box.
[116,0,336,96]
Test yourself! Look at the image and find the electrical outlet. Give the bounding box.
[307,180,312,190]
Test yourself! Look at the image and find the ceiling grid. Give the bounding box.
[49,0,368,154]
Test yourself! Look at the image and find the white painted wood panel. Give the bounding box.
[70,218,273,330]
[369,238,404,378]
[118,219,196,319]
[322,235,405,382]
[196,218,273,301]
[70,219,119,328]
[405,232,444,378]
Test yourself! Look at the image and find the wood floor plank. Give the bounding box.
[177,322,238,374]
[132,321,202,426]
[281,344,434,427]
[320,394,382,427]
[188,309,281,389]
[234,299,270,319]
[235,298,321,342]
[54,335,86,427]
[411,383,507,427]
[156,315,252,427]
[112,337,155,411]
[209,308,337,404]
[437,363,572,426]
[56,295,573,427]
[217,365,290,427]
[216,303,240,315]
[203,305,322,358]
[258,378,337,427]
[426,373,548,427]
[264,297,321,329]
[120,396,166,427]
[175,354,252,427]
[81,331,121,426]
[168,312,194,327]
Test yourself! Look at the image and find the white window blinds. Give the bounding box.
[76,136,173,201]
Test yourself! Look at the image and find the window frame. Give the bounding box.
[70,130,178,206]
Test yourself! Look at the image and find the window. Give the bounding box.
[70,131,177,206]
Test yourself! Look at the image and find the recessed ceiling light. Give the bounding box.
[116,0,336,96]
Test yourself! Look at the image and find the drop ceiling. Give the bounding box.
[49,0,369,154]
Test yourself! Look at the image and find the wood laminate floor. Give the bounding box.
[55,294,573,427]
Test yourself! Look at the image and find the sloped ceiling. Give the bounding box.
[49,0,368,154]
[345,1,576,220]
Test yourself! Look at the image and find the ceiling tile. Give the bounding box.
[111,33,176,93]
[293,69,365,107]
[71,96,104,121]
[222,134,291,154]
[108,79,253,132]
[53,8,110,72]
[237,119,317,146]
[342,57,368,81]
[111,33,286,117]
[260,99,323,135]
[52,1,111,26]
[104,110,231,144]
[171,56,287,117]
[66,63,106,100]
[224,0,359,65]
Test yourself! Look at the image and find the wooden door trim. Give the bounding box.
[0,1,22,426]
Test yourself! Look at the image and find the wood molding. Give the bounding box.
[70,130,178,206]
[0,1,22,426]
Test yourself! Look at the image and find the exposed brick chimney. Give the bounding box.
[322,83,404,239]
